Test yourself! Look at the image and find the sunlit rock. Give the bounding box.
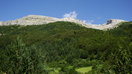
[0,15,126,30]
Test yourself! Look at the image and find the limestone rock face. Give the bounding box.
[88,19,125,30]
[1,15,60,25]
[100,19,125,30]
[0,15,126,30]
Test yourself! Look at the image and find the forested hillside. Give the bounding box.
[0,21,131,74]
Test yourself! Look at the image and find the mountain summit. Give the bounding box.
[0,15,125,30]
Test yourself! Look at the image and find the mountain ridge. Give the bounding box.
[0,15,126,30]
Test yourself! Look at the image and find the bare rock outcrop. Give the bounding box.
[0,15,126,30]
[1,15,60,25]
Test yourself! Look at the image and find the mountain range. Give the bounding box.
[0,15,125,30]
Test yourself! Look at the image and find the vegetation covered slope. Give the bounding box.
[0,22,132,74]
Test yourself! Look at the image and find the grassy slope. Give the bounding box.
[0,21,131,74]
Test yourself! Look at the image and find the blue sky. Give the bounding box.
[0,0,132,24]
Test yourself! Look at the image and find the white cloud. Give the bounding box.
[63,11,94,24]
[63,11,77,19]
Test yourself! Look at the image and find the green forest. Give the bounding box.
[0,21,132,74]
